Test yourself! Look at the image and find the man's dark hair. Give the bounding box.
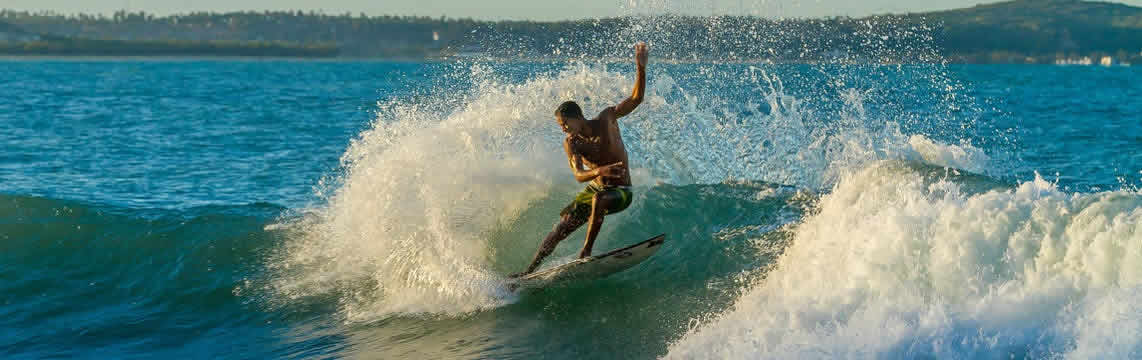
[555,101,584,119]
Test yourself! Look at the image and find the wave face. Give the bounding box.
[0,194,290,358]
[4,15,1142,360]
[261,57,994,323]
[665,163,1142,359]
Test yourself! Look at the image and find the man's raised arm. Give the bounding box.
[614,42,648,118]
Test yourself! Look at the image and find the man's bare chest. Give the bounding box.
[573,134,622,162]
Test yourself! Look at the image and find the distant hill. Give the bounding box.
[922,0,1142,29]
[0,16,336,57]
[0,20,31,35]
[0,10,465,58]
[2,1,1142,62]
[0,20,41,42]
[0,20,23,33]
[0,38,338,57]
[906,0,1142,61]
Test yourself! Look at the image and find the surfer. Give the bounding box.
[513,42,649,277]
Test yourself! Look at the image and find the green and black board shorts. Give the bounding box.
[560,183,633,222]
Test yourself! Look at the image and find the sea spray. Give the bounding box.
[666,163,1142,359]
[266,64,690,319]
[263,57,1002,322]
[5,24,1141,358]
[259,5,1008,323]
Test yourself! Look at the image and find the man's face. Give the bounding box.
[556,114,585,135]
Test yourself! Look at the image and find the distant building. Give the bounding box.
[1055,56,1094,66]
[1100,56,1114,66]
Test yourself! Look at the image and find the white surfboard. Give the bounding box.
[511,234,666,290]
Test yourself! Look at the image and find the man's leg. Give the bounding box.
[578,192,616,258]
[516,213,587,276]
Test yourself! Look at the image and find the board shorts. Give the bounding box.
[560,183,633,222]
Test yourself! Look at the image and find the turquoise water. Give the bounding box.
[2,59,1140,359]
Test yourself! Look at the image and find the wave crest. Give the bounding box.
[667,163,1142,358]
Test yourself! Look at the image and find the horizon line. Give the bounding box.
[2,0,1137,22]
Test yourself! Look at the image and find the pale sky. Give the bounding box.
[4,0,1142,20]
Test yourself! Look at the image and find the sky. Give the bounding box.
[4,0,1142,20]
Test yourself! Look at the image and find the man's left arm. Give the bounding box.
[613,42,648,118]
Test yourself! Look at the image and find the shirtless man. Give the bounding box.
[514,42,648,277]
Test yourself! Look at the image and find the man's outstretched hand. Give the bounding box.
[635,42,648,68]
[615,44,647,118]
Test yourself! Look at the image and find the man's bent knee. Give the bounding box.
[555,214,584,234]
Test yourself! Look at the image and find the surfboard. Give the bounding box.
[511,234,666,290]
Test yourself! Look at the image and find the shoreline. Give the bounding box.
[0,55,1133,67]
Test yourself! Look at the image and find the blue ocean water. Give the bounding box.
[1,59,1140,359]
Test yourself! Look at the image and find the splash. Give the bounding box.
[261,4,1004,320]
[666,163,1142,358]
[262,53,1003,320]
[265,63,688,319]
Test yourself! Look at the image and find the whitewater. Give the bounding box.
[255,56,1140,358]
[3,10,1142,360]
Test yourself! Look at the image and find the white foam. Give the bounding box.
[266,61,999,320]
[905,134,991,174]
[613,66,992,190]
[666,163,1142,359]
[269,64,676,319]
[1066,287,1142,359]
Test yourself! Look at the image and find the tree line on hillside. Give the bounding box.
[2,0,1142,63]
[0,36,337,57]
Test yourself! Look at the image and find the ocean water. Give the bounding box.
[1,57,1140,359]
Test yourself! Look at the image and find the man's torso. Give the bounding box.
[569,109,631,187]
